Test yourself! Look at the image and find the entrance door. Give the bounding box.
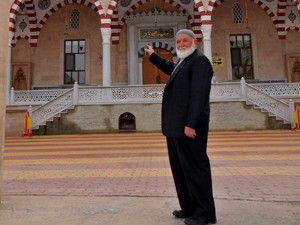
[143,48,173,84]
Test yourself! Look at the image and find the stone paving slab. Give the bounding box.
[3,130,300,202]
[0,196,299,225]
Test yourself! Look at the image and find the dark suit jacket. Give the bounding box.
[149,50,213,139]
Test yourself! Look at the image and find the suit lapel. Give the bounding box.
[165,50,198,88]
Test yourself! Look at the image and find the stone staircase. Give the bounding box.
[29,80,296,132]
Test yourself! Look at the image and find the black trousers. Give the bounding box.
[166,136,216,220]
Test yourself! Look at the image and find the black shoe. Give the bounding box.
[184,217,217,225]
[184,218,206,225]
[172,210,194,218]
[206,217,217,224]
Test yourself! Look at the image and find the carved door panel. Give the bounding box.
[143,48,172,84]
[11,63,31,90]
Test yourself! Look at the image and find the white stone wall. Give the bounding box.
[20,102,288,135]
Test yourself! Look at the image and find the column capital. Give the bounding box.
[101,28,112,44]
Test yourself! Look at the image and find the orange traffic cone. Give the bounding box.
[21,111,32,137]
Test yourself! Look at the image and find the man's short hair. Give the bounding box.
[176,29,196,39]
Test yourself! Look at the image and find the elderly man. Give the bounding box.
[144,29,216,225]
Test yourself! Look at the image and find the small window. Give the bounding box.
[64,40,86,85]
[70,9,80,29]
[230,34,254,80]
[233,3,243,23]
[119,113,136,131]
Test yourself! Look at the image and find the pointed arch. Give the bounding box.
[138,41,176,57]
[112,0,195,45]
[209,0,281,38]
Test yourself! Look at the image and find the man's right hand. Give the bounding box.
[144,45,154,57]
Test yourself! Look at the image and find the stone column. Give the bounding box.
[201,24,212,62]
[138,57,143,85]
[128,25,137,85]
[0,0,13,203]
[101,28,111,86]
[201,24,217,82]
[6,45,11,104]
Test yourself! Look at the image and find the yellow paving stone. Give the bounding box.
[4,154,300,166]
[4,146,300,157]
[4,166,300,180]
[4,157,170,166]
[4,139,300,147]
[4,143,167,151]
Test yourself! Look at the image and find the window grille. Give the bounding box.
[233,3,243,23]
[70,9,80,29]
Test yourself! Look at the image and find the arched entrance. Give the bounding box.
[143,48,173,84]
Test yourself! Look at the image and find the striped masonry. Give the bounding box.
[9,0,105,47]
[25,0,39,47]
[208,0,277,28]
[112,0,194,45]
[9,0,24,46]
[3,130,300,201]
[276,0,287,39]
[138,41,176,57]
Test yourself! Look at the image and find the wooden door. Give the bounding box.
[143,48,173,84]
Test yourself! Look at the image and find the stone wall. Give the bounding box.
[16,102,289,135]
[211,0,300,81]
[11,0,300,88]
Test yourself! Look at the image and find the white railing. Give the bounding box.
[78,85,166,105]
[31,89,74,129]
[10,88,68,105]
[241,79,292,124]
[210,82,242,102]
[252,83,300,98]
[12,80,296,129]
[10,82,300,106]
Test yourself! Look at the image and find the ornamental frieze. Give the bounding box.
[140,28,174,40]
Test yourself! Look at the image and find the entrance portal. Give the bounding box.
[143,48,173,84]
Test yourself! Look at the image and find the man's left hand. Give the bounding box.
[184,126,196,139]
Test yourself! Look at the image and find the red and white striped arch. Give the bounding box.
[111,0,200,45]
[276,0,287,39]
[9,0,107,47]
[9,0,25,46]
[95,0,118,28]
[39,0,98,28]
[206,0,284,38]
[25,0,39,47]
[212,0,277,24]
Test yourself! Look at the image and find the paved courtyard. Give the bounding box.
[3,130,300,201]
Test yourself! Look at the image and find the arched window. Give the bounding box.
[233,3,243,23]
[70,9,80,29]
[119,112,136,131]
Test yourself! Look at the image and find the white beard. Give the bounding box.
[176,42,196,59]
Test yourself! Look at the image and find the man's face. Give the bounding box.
[176,34,194,52]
